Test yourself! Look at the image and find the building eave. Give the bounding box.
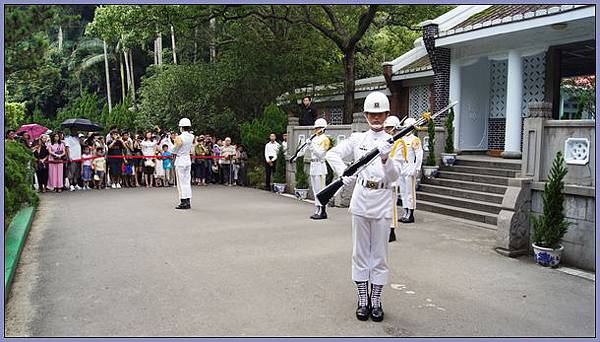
[436,5,594,46]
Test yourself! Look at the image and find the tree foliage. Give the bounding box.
[240,104,287,164]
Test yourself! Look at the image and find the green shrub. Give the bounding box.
[294,155,309,189]
[240,103,287,164]
[444,108,455,154]
[425,118,436,166]
[531,151,570,249]
[5,142,38,228]
[273,144,286,184]
[247,164,265,188]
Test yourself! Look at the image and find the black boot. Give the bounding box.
[398,208,408,222]
[371,303,384,322]
[310,206,321,219]
[400,209,414,223]
[355,281,370,321]
[389,228,396,242]
[370,284,384,322]
[176,198,191,210]
[318,205,327,219]
[356,299,370,321]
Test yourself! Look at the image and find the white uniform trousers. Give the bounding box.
[175,164,192,199]
[391,187,399,228]
[310,174,326,207]
[351,215,390,285]
[398,175,416,209]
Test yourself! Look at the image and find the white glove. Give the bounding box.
[377,139,394,158]
[342,175,357,186]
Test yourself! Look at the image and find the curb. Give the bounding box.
[4,205,36,302]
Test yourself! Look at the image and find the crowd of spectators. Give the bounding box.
[6,127,250,193]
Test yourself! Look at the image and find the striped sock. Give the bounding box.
[371,284,383,308]
[355,281,368,307]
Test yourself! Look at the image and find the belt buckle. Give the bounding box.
[366,180,378,189]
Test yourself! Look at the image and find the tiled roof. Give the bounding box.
[439,5,592,37]
[453,5,557,29]
[395,55,431,75]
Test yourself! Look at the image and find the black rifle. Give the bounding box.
[316,101,458,205]
[289,129,324,164]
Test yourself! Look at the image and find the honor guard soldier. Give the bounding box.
[326,91,400,322]
[383,115,401,242]
[172,118,195,209]
[397,117,423,223]
[305,118,331,220]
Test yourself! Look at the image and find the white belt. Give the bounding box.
[357,178,390,190]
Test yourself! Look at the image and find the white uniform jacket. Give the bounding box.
[172,132,195,167]
[326,130,401,219]
[305,133,330,176]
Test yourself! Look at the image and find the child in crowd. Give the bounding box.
[92,147,107,190]
[122,159,133,187]
[161,144,173,187]
[81,146,94,190]
[154,150,166,187]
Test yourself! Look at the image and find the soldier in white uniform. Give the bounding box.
[383,115,401,242]
[326,91,400,322]
[396,117,423,223]
[304,118,331,220]
[172,118,195,209]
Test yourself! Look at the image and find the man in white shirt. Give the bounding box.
[264,133,280,191]
[65,128,83,191]
[172,118,195,209]
[326,91,399,323]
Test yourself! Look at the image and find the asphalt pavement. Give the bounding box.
[4,185,595,337]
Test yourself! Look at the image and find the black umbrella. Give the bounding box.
[60,118,103,132]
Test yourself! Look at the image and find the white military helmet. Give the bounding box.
[363,91,390,113]
[402,117,417,128]
[314,118,328,129]
[178,117,191,127]
[384,115,400,128]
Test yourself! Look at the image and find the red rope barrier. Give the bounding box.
[47,155,224,163]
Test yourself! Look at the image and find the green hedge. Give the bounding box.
[5,142,38,229]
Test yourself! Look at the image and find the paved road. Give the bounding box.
[5,186,595,337]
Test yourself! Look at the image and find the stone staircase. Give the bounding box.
[417,155,522,230]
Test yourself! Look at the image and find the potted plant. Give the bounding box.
[272,144,287,193]
[441,108,457,166]
[422,118,438,179]
[531,151,570,267]
[294,155,310,199]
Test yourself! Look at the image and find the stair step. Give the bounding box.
[417,192,502,214]
[422,178,507,194]
[440,165,517,177]
[419,184,504,204]
[455,156,521,171]
[437,171,509,186]
[417,200,498,226]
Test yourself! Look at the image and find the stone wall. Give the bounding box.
[531,189,595,271]
[522,108,595,270]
